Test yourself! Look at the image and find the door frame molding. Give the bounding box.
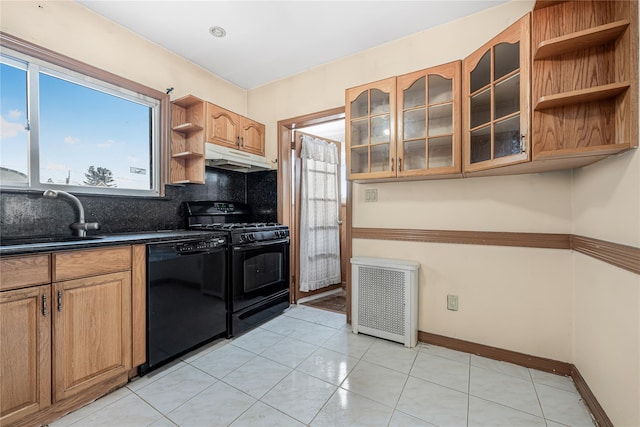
[277,107,353,322]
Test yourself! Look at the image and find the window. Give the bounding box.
[0,39,167,196]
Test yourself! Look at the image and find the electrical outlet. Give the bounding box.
[447,294,459,311]
[365,189,378,202]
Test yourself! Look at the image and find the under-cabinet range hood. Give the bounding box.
[205,143,272,173]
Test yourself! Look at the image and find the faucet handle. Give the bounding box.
[85,222,101,231]
[70,222,101,232]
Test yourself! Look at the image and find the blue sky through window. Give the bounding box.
[39,73,152,189]
[1,60,153,190]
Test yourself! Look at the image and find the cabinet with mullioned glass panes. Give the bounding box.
[463,14,531,175]
[346,77,397,180]
[397,61,461,178]
[346,62,461,181]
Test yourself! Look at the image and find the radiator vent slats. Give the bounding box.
[351,257,420,348]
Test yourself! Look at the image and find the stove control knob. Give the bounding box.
[247,233,255,241]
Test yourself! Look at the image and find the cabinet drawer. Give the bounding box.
[0,254,51,291]
[53,246,131,282]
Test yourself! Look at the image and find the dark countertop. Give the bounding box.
[0,230,221,256]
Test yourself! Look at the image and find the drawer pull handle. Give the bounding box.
[57,290,63,312]
[42,294,48,316]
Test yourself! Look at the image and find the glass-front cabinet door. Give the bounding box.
[463,14,530,174]
[346,77,396,180]
[397,61,461,177]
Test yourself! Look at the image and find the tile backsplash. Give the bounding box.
[0,168,277,238]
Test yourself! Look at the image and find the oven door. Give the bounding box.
[230,238,290,313]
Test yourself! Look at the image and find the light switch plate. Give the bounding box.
[365,189,378,202]
[447,294,459,311]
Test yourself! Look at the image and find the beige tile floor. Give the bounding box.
[49,305,595,427]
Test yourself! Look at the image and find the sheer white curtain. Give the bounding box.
[299,135,341,292]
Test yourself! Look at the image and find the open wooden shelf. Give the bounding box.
[172,123,203,133]
[535,82,630,111]
[172,94,203,108]
[170,95,206,184]
[532,0,637,163]
[171,151,204,159]
[534,20,630,60]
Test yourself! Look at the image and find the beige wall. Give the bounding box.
[352,171,572,232]
[352,239,574,361]
[572,254,640,427]
[0,0,247,114]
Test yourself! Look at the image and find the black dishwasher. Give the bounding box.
[141,233,228,374]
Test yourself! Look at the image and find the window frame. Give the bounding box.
[0,32,170,197]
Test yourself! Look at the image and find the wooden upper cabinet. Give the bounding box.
[0,285,51,425]
[463,14,531,174]
[346,77,397,181]
[206,103,241,148]
[531,0,638,161]
[206,103,266,156]
[397,61,461,178]
[239,117,266,156]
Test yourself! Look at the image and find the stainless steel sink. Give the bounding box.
[0,236,104,246]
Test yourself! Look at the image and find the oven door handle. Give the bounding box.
[233,238,290,250]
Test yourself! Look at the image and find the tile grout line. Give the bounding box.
[385,344,421,427]
[467,355,472,427]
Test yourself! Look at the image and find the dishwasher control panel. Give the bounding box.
[176,236,227,253]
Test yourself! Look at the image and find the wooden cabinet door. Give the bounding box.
[463,14,531,174]
[397,61,461,178]
[52,271,131,402]
[0,285,51,425]
[346,77,397,180]
[239,117,265,156]
[206,103,241,149]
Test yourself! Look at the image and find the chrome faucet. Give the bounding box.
[42,190,100,237]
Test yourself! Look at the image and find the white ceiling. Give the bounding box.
[76,1,507,90]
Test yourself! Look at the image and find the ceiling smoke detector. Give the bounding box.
[209,26,226,38]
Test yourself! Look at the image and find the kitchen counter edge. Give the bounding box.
[0,230,220,256]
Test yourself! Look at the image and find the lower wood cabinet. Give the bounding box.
[0,285,51,426]
[0,245,143,427]
[53,271,131,401]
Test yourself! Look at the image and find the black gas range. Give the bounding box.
[184,201,290,337]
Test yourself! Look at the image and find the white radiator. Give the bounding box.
[351,257,420,347]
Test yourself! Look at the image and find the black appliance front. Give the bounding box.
[142,236,227,375]
[229,237,290,336]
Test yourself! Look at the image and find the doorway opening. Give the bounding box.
[277,107,352,322]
